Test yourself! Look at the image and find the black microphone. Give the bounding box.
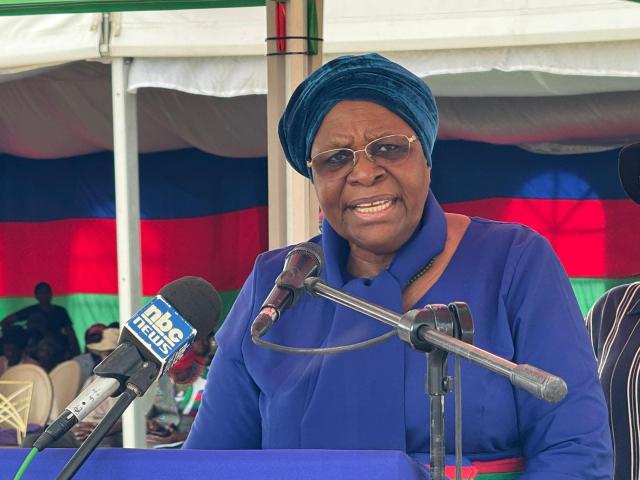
[33,276,221,451]
[251,242,323,337]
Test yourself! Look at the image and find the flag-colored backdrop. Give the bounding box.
[432,141,640,314]
[0,149,268,348]
[1,141,638,348]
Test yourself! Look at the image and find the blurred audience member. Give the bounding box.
[21,328,44,365]
[0,326,28,375]
[73,323,107,385]
[146,335,215,448]
[33,336,65,372]
[1,282,80,359]
[587,142,640,480]
[22,327,123,449]
[69,328,122,447]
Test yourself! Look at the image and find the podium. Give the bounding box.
[2,448,428,479]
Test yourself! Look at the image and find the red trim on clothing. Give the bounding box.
[471,457,526,474]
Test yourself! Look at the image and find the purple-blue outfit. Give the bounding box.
[185,193,612,479]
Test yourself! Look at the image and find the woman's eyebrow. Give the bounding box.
[364,131,394,142]
[321,135,355,149]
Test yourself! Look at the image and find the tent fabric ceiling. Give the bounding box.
[0,13,101,74]
[1,1,640,158]
[437,91,640,150]
[0,62,266,159]
[128,40,640,98]
[2,60,639,160]
[2,1,640,71]
[110,1,640,57]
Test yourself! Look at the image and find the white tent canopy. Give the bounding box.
[3,1,640,72]
[1,0,640,160]
[4,58,640,161]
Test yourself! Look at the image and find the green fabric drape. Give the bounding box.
[0,0,264,16]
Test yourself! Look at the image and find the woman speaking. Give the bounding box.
[185,54,612,479]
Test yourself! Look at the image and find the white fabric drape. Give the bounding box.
[0,62,266,159]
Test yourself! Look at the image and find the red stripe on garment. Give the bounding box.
[442,198,640,278]
[471,457,525,474]
[0,207,267,296]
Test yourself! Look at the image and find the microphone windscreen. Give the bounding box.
[159,276,221,339]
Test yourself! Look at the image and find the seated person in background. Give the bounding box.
[70,327,122,448]
[185,53,612,478]
[146,335,214,448]
[21,327,122,448]
[32,335,65,373]
[1,282,80,359]
[19,327,64,372]
[21,328,44,366]
[587,142,640,480]
[72,323,107,386]
[0,326,29,375]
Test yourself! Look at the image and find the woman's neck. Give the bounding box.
[346,244,394,278]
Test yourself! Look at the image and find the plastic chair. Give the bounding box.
[0,380,33,445]
[1,364,53,427]
[48,360,82,421]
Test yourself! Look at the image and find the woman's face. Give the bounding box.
[311,101,431,256]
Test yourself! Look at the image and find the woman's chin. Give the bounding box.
[348,228,410,257]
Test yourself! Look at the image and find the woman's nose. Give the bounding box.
[348,150,385,185]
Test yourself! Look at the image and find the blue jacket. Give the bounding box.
[186,194,612,479]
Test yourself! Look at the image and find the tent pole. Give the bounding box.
[266,2,287,249]
[266,0,324,247]
[111,57,146,449]
[284,0,320,245]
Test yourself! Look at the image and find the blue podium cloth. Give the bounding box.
[1,448,428,480]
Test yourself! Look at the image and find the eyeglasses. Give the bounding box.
[307,134,417,181]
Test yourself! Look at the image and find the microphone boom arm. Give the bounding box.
[304,276,567,403]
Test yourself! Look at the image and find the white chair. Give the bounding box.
[0,380,33,445]
[1,364,53,428]
[48,360,82,421]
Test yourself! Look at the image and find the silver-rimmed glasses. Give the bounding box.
[307,134,417,182]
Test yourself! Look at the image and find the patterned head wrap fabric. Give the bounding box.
[278,53,439,179]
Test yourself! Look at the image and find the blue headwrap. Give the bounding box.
[278,53,439,179]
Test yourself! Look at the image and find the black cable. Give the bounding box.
[56,388,137,480]
[252,329,396,354]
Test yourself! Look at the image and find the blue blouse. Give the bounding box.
[185,194,612,479]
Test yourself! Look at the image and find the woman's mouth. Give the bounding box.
[349,198,397,216]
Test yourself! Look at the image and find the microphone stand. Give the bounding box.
[56,362,159,480]
[304,277,567,480]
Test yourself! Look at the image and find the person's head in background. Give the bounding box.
[23,327,44,362]
[83,323,106,354]
[34,336,64,372]
[85,327,119,361]
[191,332,215,359]
[1,325,28,366]
[33,281,53,307]
[619,142,640,205]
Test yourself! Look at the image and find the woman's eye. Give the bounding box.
[324,151,352,167]
[372,143,398,154]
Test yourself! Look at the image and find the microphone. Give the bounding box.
[251,242,323,338]
[33,276,221,451]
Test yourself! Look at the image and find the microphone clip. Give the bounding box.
[92,342,146,397]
